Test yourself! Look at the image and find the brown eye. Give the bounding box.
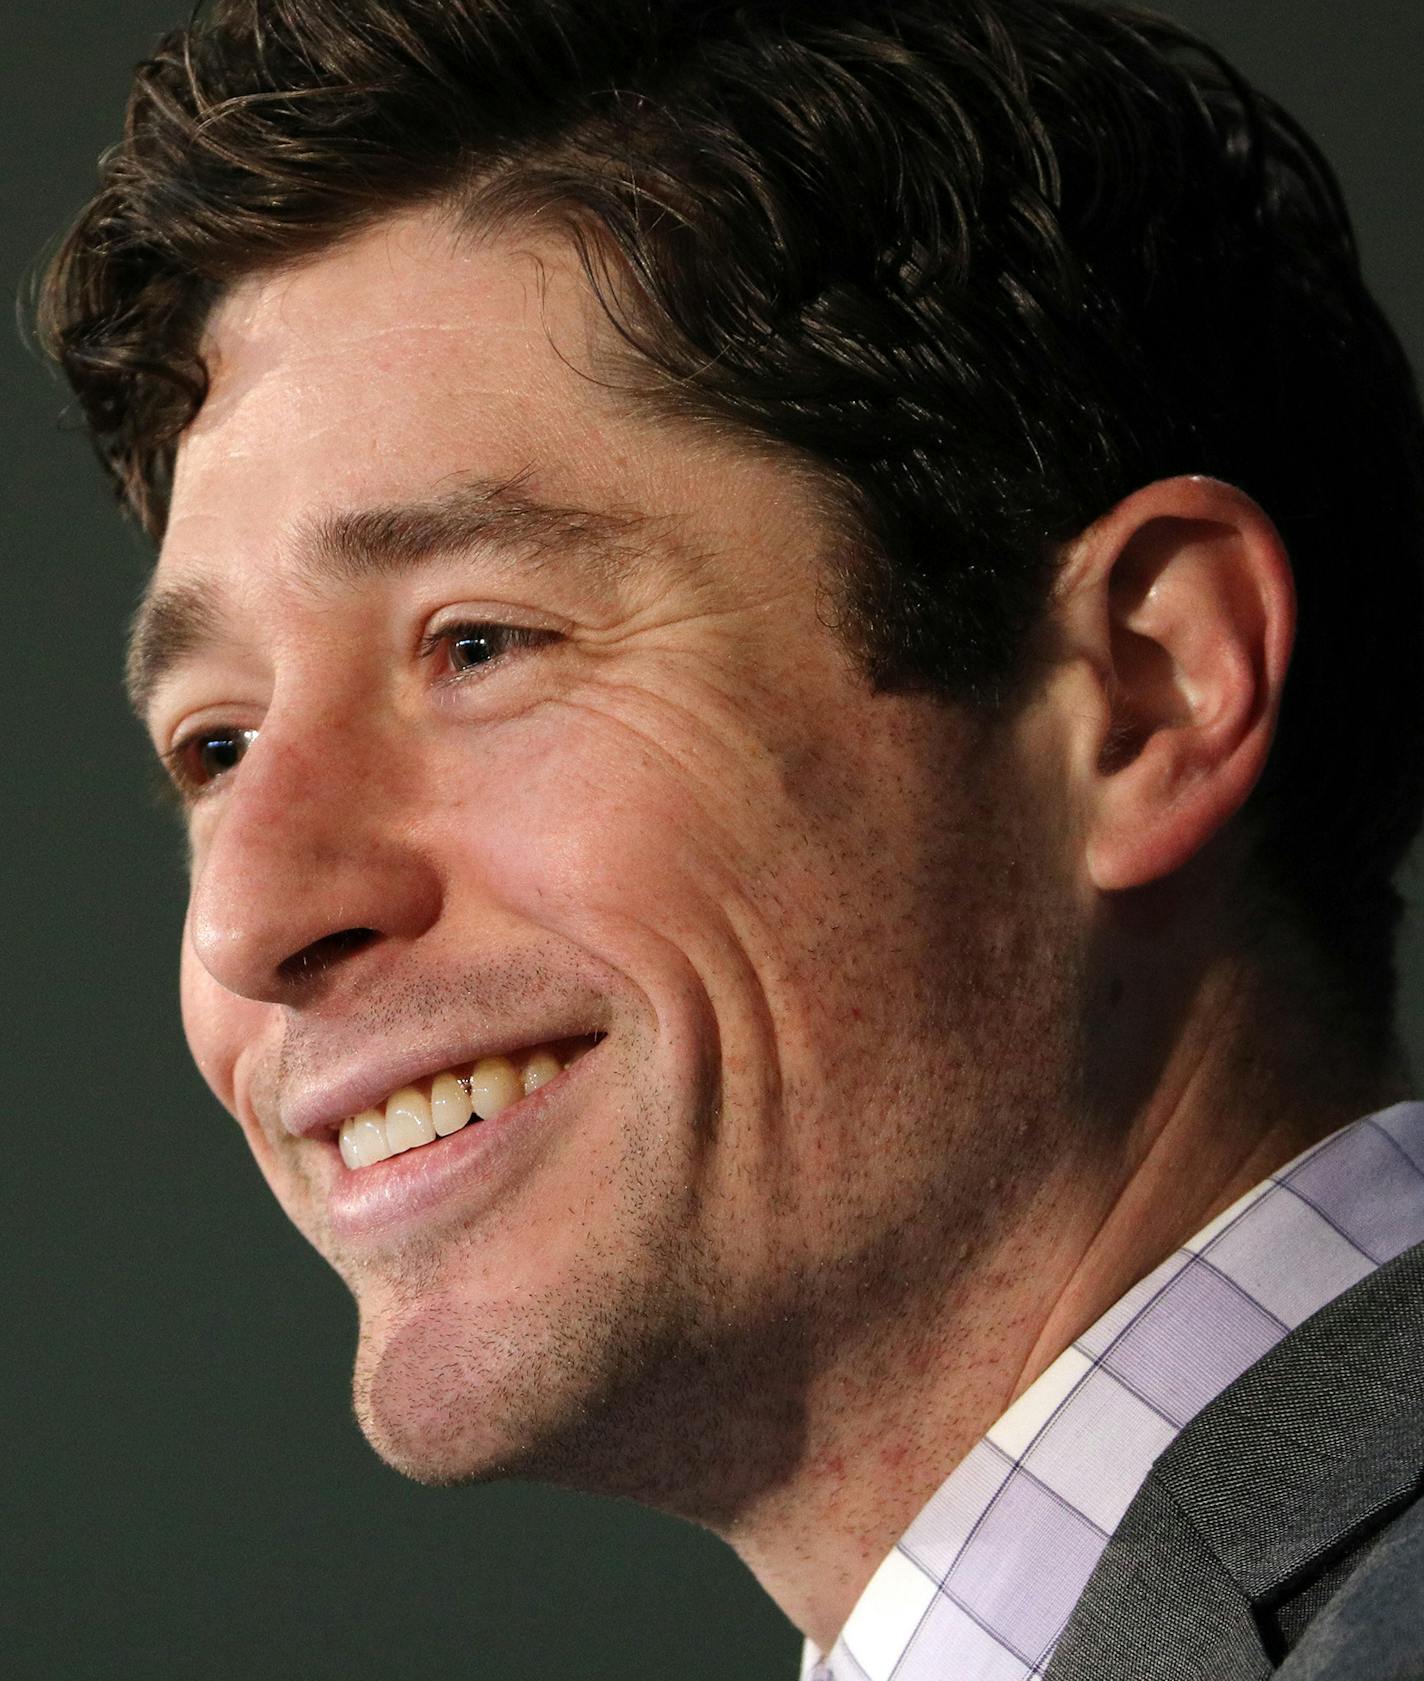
[420,621,552,675]
[448,626,506,670]
[167,727,258,797]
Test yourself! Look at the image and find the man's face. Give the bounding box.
[149,212,1081,1509]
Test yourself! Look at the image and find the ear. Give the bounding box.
[1049,476,1296,893]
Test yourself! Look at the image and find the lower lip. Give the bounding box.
[315,1048,600,1244]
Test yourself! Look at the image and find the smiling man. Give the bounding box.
[40,1,1424,1677]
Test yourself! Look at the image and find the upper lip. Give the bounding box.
[279,1026,603,1140]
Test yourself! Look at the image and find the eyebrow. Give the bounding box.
[126,473,655,718]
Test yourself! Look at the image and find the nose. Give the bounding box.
[185,711,442,1005]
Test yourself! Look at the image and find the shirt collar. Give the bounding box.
[802,1101,1424,1681]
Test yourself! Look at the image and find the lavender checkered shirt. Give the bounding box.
[801,1100,1424,1681]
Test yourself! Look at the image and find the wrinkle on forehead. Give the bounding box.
[189,214,600,437]
[160,217,629,576]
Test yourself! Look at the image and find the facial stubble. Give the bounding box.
[345,787,1089,1532]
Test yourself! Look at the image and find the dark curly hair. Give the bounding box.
[37,0,1424,1050]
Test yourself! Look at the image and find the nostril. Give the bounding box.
[279,927,379,984]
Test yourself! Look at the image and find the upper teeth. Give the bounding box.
[337,1039,590,1170]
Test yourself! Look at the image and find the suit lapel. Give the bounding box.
[1046,1240,1424,1681]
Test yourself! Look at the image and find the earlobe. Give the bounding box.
[1056,477,1296,894]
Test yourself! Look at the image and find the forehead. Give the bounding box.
[139,210,843,724]
[161,212,629,573]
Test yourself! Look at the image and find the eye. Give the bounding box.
[418,620,555,676]
[162,727,258,802]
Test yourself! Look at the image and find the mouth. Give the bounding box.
[336,1033,603,1171]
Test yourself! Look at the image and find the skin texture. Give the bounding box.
[144,209,1400,1650]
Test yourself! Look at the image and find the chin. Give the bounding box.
[347,1281,531,1486]
[345,1249,668,1494]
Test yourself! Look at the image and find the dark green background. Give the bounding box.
[5,3,1421,1676]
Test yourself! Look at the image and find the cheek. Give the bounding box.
[439,701,772,934]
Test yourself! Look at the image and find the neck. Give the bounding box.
[720,944,1407,1653]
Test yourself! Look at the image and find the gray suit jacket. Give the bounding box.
[1046,1240,1424,1680]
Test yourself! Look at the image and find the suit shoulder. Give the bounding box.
[1277,1494,1424,1680]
